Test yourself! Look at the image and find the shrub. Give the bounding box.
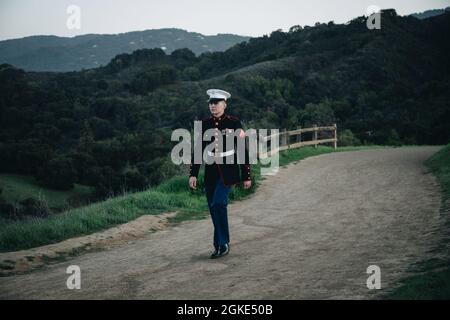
[338,129,361,146]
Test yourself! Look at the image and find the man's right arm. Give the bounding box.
[189,140,202,190]
[189,121,203,189]
[189,121,202,178]
[189,161,200,178]
[189,146,200,189]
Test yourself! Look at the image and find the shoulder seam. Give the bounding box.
[226,115,240,120]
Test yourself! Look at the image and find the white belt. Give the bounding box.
[207,150,235,157]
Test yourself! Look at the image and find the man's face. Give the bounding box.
[209,100,226,116]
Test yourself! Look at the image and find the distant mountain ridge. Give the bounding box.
[409,7,450,19]
[0,28,250,72]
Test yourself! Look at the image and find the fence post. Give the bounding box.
[296,126,302,144]
[281,128,288,148]
[313,124,318,148]
[333,123,337,149]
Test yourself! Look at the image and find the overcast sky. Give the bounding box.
[0,0,449,40]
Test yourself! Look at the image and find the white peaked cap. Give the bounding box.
[206,89,231,100]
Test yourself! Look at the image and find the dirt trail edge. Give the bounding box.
[0,146,444,299]
[0,212,177,275]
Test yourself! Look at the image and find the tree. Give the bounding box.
[171,48,197,69]
[78,121,95,153]
[386,129,402,146]
[289,25,303,33]
[338,129,361,146]
[299,100,336,127]
[36,155,76,190]
[129,65,178,94]
[182,67,201,81]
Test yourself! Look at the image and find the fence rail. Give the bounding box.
[259,123,337,159]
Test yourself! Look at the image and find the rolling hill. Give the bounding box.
[0,28,250,72]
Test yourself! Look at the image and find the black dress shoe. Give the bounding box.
[210,248,219,259]
[211,244,229,259]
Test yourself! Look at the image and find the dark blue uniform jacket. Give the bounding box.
[189,113,251,186]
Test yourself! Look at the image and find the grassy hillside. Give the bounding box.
[0,174,94,210]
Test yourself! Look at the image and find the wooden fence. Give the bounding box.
[259,123,337,158]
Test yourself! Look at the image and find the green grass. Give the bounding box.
[0,174,94,210]
[426,144,450,201]
[386,143,450,299]
[0,145,393,252]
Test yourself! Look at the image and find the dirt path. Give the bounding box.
[0,213,177,275]
[0,146,444,299]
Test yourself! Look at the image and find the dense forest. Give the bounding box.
[0,9,449,216]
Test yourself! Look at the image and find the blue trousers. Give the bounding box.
[204,177,232,249]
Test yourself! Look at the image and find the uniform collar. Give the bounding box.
[212,113,226,122]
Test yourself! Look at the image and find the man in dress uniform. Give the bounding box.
[189,89,252,259]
